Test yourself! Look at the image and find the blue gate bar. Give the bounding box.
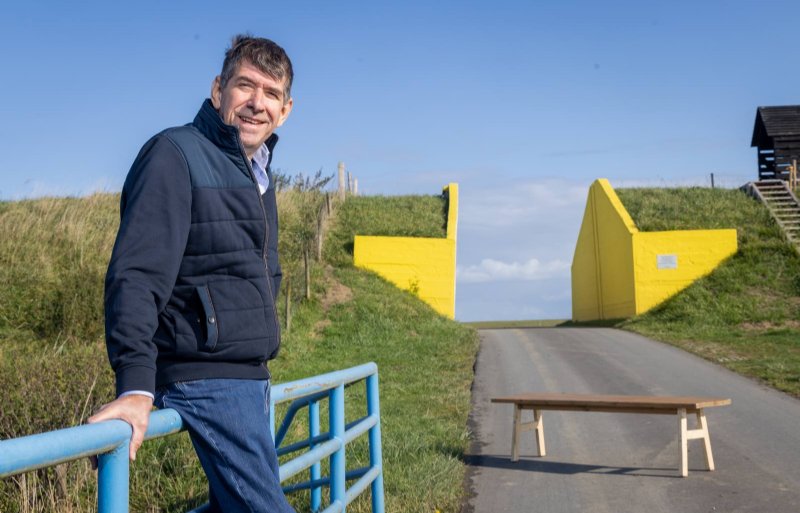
[144,408,185,439]
[345,466,382,506]
[309,399,322,513]
[279,438,341,482]
[343,415,378,444]
[278,415,376,457]
[329,384,347,512]
[271,362,377,402]
[321,502,344,513]
[0,419,130,477]
[98,439,129,513]
[282,467,372,494]
[276,389,329,446]
[367,373,386,513]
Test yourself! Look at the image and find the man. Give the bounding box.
[88,35,295,513]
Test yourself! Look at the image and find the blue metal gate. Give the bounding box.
[0,362,384,513]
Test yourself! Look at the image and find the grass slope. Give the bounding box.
[325,194,448,267]
[615,187,800,397]
[313,192,476,512]
[0,192,477,513]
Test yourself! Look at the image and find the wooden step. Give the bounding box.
[746,180,800,255]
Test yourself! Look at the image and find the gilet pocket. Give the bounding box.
[196,285,219,351]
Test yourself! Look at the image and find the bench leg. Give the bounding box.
[511,406,546,461]
[679,408,688,477]
[534,409,546,457]
[678,407,716,476]
[511,404,522,461]
[695,409,715,471]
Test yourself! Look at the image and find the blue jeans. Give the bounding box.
[155,379,295,513]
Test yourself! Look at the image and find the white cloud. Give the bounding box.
[457,257,570,283]
[459,178,590,230]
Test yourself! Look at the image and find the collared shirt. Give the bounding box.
[251,144,271,195]
[120,142,271,401]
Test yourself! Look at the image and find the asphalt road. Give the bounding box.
[463,328,800,513]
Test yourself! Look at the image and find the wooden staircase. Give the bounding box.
[741,179,800,252]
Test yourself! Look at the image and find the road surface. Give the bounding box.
[464,328,800,513]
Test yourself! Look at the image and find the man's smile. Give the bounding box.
[238,114,266,126]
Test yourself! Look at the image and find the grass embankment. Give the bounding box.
[0,192,477,512]
[615,187,800,397]
[324,195,447,267]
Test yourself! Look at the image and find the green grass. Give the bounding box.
[615,187,800,397]
[0,191,476,513]
[275,267,477,512]
[324,194,447,267]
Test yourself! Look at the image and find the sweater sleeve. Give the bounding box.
[104,133,192,396]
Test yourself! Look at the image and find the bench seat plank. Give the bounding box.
[491,393,731,412]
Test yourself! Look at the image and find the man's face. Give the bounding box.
[211,61,293,158]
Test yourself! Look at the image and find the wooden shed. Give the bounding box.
[751,105,800,180]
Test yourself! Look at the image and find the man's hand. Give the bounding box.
[87,394,154,465]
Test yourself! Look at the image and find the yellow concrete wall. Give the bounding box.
[571,205,602,321]
[353,183,458,318]
[572,179,738,321]
[571,179,637,321]
[632,230,737,313]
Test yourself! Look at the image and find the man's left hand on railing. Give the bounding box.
[87,394,155,467]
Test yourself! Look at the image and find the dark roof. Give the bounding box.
[751,105,800,147]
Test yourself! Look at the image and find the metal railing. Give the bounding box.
[0,362,385,513]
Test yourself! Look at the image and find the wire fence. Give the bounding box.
[613,172,756,190]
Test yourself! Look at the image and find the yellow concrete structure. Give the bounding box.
[353,183,458,318]
[572,179,738,321]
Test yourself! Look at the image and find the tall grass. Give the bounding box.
[616,187,800,396]
[0,195,117,341]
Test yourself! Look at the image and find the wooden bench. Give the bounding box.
[491,393,731,477]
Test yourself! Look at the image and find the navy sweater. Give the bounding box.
[105,100,282,396]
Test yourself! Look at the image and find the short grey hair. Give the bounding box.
[219,34,294,101]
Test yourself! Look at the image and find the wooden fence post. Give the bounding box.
[304,249,311,300]
[338,162,346,199]
[285,279,292,332]
[317,203,325,260]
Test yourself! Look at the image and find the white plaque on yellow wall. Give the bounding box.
[657,254,678,269]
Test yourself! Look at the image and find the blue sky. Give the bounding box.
[1,1,798,321]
